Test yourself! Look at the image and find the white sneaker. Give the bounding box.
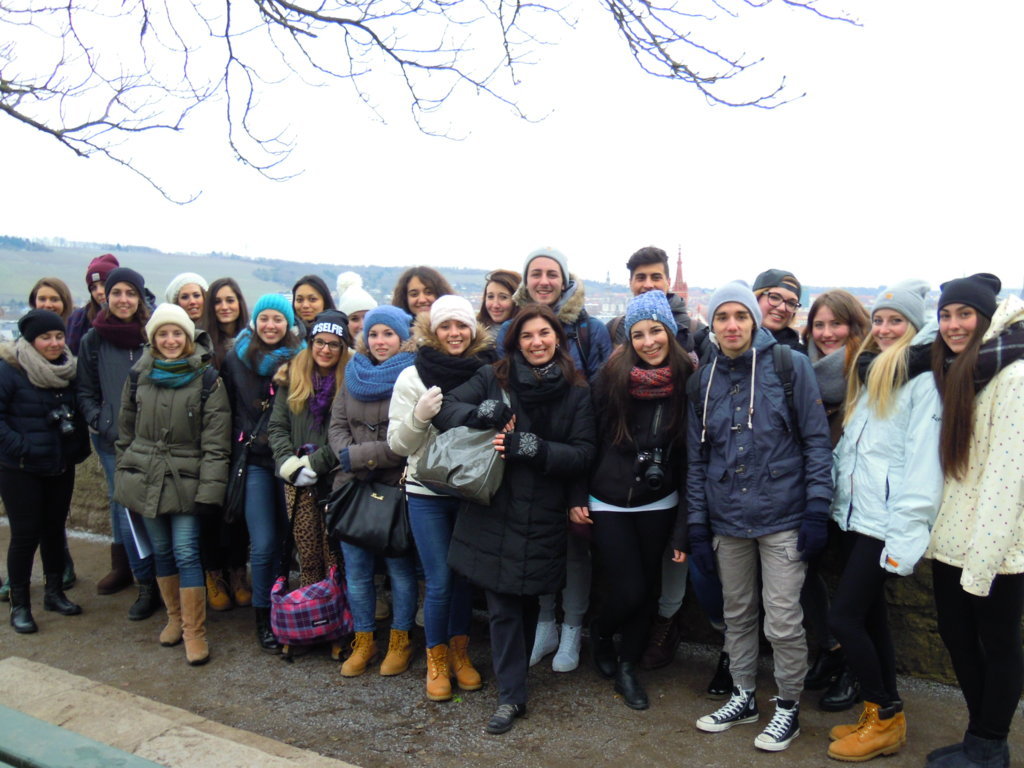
[552,623,582,672]
[754,698,800,752]
[529,620,559,667]
[696,686,759,732]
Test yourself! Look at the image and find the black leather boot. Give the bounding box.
[819,666,861,712]
[806,646,845,690]
[62,544,77,590]
[707,650,732,698]
[590,619,617,679]
[43,573,82,615]
[9,584,38,634]
[255,607,281,653]
[128,580,161,621]
[614,661,649,710]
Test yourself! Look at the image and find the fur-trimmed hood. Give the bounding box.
[512,274,588,326]
[411,313,494,358]
[0,341,20,371]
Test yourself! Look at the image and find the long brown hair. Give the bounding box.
[205,277,250,363]
[391,267,453,315]
[803,289,870,374]
[932,313,992,480]
[493,304,585,389]
[29,277,75,321]
[477,269,521,327]
[599,321,694,446]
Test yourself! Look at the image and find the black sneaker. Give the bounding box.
[485,703,526,735]
[754,698,800,752]
[696,686,758,732]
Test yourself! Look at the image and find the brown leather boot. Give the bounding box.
[426,644,452,701]
[229,567,252,607]
[828,701,905,761]
[380,629,413,676]
[96,543,133,595]
[341,632,378,677]
[448,634,482,691]
[180,586,210,666]
[205,571,232,611]
[155,575,183,647]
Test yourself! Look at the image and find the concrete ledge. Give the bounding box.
[0,658,357,768]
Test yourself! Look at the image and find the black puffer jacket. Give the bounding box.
[434,361,596,596]
[219,341,277,470]
[569,374,689,550]
[0,343,90,475]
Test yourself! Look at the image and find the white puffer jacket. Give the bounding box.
[830,323,944,576]
[926,295,1024,596]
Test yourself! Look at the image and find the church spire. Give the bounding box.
[671,245,689,302]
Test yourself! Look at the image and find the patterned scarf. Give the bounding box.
[92,309,145,349]
[345,350,416,402]
[150,357,204,389]
[629,365,673,399]
[233,327,306,377]
[972,320,1024,392]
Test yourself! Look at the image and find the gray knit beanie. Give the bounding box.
[707,281,763,326]
[524,247,569,291]
[872,279,929,331]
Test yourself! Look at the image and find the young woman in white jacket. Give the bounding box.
[924,274,1024,768]
[825,280,944,762]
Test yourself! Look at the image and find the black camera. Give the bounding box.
[635,448,665,491]
[48,404,76,436]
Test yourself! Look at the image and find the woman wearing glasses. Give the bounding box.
[752,269,807,354]
[269,310,351,591]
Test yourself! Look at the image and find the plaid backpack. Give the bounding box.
[270,564,353,646]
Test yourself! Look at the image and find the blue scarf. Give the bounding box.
[150,357,204,388]
[233,327,305,376]
[345,350,415,402]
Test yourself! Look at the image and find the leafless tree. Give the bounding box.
[0,0,856,201]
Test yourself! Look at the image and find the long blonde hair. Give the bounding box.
[843,323,916,424]
[285,345,349,414]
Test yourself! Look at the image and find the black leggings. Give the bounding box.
[933,561,1024,740]
[1,467,75,584]
[591,508,676,663]
[828,532,898,706]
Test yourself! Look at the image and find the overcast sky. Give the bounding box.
[2,0,1020,293]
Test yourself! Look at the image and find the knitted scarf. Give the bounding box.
[150,357,204,389]
[415,345,488,393]
[92,309,145,349]
[972,321,1024,393]
[13,338,77,389]
[508,352,568,406]
[233,327,306,377]
[628,365,673,400]
[309,372,336,428]
[345,350,416,402]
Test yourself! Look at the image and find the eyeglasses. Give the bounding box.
[764,291,801,312]
[312,339,342,351]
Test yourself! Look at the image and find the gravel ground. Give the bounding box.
[1,523,1022,768]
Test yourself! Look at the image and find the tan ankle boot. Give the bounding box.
[205,571,232,611]
[426,644,452,701]
[155,575,182,647]
[828,701,905,761]
[229,567,252,607]
[341,632,378,677]
[180,586,210,666]
[448,634,482,691]
[380,629,413,676]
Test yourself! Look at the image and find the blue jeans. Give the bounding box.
[244,464,287,608]
[94,437,154,581]
[407,493,473,648]
[340,541,417,633]
[142,515,203,588]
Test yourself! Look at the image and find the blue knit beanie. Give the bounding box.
[625,290,678,337]
[362,305,413,345]
[251,293,295,328]
[708,280,763,326]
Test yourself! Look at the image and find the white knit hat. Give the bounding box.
[429,294,477,338]
[165,272,209,304]
[146,303,196,343]
[336,271,378,316]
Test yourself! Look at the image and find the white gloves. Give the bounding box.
[414,385,443,424]
[293,467,318,487]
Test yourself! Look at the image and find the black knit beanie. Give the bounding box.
[19,309,66,342]
[104,267,146,297]
[937,273,1002,319]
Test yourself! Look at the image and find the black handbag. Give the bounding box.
[223,402,271,524]
[325,475,412,558]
